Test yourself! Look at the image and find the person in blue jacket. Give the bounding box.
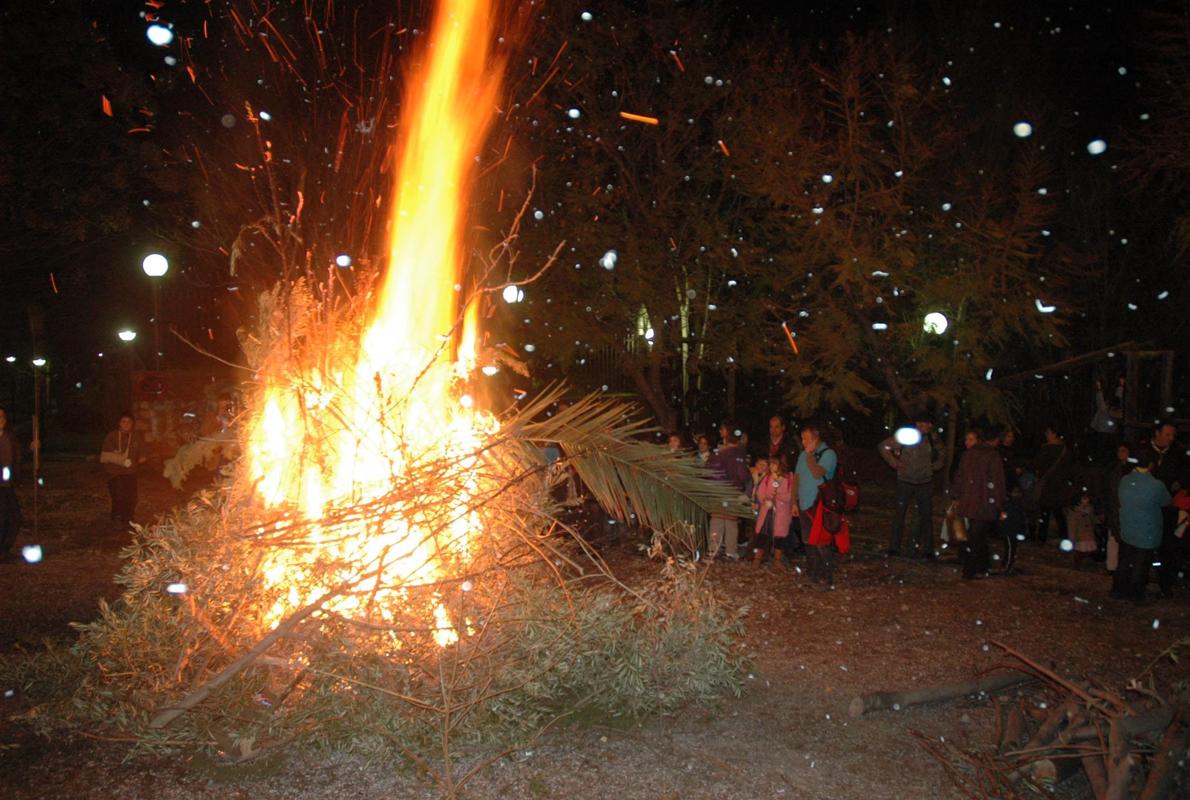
[1111,448,1172,602]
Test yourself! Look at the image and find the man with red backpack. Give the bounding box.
[797,423,853,588]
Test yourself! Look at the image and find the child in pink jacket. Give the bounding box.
[753,456,794,566]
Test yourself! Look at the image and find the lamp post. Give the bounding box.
[30,356,45,539]
[142,253,169,370]
[117,329,137,418]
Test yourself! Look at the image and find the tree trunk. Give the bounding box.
[941,400,959,496]
[726,365,737,422]
[622,350,677,433]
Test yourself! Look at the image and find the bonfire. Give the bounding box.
[12,1,752,793]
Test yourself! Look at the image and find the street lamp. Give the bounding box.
[142,253,169,369]
[142,253,169,277]
[922,312,949,335]
[118,329,138,343]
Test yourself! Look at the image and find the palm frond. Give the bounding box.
[498,388,754,551]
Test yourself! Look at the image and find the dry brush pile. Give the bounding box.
[2,284,751,796]
[907,642,1190,800]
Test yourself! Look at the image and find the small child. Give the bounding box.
[750,458,769,506]
[1064,491,1099,568]
[752,457,793,567]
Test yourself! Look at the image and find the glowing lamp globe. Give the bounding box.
[894,426,923,446]
[501,284,523,304]
[922,312,949,335]
[146,24,175,47]
[142,253,169,277]
[31,357,47,367]
[118,329,137,343]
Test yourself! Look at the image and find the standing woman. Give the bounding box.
[101,413,146,528]
[951,426,1007,580]
[1035,426,1073,542]
[752,455,794,567]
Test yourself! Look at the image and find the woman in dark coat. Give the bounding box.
[1034,427,1073,542]
[951,427,1008,579]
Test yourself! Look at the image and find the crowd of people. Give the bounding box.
[676,403,1188,602]
[673,415,854,589]
[0,382,1185,606]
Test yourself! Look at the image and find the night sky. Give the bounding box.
[0,0,1183,434]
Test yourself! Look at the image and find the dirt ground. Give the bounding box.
[1,457,1187,799]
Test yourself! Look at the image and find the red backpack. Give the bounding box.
[818,447,860,532]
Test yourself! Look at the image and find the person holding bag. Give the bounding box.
[950,426,1007,580]
[101,413,145,528]
[798,424,850,588]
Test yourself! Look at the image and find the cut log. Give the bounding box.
[999,702,1030,752]
[1027,755,1083,786]
[849,669,1031,718]
[1139,720,1186,800]
[1081,753,1108,800]
[1021,699,1079,753]
[1025,711,1089,786]
[1105,717,1137,800]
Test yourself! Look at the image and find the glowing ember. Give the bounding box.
[246,0,504,633]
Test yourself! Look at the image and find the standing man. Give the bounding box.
[1112,448,1171,602]
[0,407,22,561]
[101,413,146,528]
[950,427,1007,580]
[1135,421,1185,597]
[879,414,944,559]
[762,415,799,469]
[797,424,838,581]
[706,431,753,560]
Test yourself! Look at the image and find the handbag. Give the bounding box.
[1106,536,1119,572]
[945,506,968,543]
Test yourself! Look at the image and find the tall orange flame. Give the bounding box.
[245,0,504,637]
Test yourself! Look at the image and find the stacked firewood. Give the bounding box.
[852,641,1187,799]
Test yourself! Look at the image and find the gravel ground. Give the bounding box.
[1,457,1187,799]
